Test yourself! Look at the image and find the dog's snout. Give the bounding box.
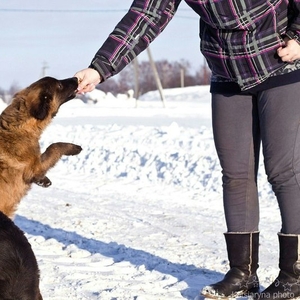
[57,77,79,103]
[60,77,78,88]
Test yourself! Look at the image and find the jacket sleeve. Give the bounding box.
[288,0,300,32]
[89,0,181,81]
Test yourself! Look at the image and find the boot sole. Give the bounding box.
[197,295,254,300]
[201,288,259,300]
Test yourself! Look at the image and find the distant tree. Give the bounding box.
[8,82,22,97]
[98,78,120,95]
[2,59,212,100]
[0,87,5,101]
[98,63,136,96]
[0,82,22,104]
[96,58,211,96]
[196,62,211,85]
[118,63,135,92]
[129,58,207,94]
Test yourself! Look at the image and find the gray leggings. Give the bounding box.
[212,82,300,234]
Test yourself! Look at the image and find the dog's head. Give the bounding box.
[0,76,79,131]
[25,76,78,120]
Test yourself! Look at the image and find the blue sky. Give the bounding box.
[1,0,202,90]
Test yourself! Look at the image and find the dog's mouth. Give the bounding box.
[59,77,79,104]
[66,90,77,101]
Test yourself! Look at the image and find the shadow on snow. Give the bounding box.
[15,214,224,300]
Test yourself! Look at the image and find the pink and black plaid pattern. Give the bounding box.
[90,0,300,91]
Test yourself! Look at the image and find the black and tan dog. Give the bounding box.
[0,211,42,299]
[0,76,82,218]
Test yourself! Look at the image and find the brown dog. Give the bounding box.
[0,76,82,218]
[0,211,42,299]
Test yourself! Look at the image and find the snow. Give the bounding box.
[4,85,282,299]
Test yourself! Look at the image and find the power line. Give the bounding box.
[0,8,195,14]
[0,8,129,13]
[0,8,198,20]
[0,9,198,21]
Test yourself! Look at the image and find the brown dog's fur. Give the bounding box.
[0,76,82,218]
[0,211,42,300]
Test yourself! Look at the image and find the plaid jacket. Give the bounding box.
[90,0,300,91]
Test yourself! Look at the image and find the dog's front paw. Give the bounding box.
[34,176,52,188]
[66,144,82,156]
[47,142,82,156]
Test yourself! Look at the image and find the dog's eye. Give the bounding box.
[58,83,63,90]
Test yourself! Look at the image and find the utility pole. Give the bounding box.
[180,68,185,88]
[41,61,49,77]
[133,57,140,107]
[146,47,166,108]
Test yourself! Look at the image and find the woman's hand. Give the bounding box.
[74,68,101,93]
[277,38,300,63]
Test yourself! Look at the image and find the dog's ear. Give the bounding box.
[29,91,52,120]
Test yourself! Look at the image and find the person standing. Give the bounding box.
[75,1,300,299]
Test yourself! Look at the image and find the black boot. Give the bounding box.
[258,233,300,300]
[201,232,260,299]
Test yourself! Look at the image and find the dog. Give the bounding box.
[0,211,42,299]
[0,76,82,218]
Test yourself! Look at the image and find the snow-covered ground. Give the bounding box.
[4,85,281,299]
